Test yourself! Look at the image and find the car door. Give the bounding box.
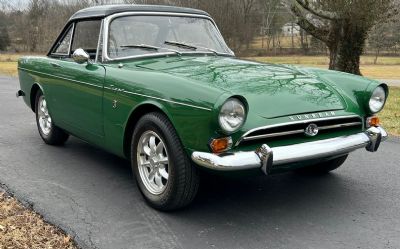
[47,20,105,144]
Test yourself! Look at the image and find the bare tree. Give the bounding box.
[0,11,11,51]
[288,0,399,75]
[260,0,281,50]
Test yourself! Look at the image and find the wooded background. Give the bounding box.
[0,0,399,67]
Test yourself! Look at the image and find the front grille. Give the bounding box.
[237,115,363,145]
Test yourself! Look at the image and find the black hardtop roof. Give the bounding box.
[69,4,210,20]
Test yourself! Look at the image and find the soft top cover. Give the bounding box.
[69,4,210,20]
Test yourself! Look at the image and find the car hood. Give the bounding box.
[133,56,346,118]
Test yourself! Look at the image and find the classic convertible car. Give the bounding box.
[17,5,388,210]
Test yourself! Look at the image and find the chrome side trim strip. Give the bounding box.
[103,86,212,111]
[18,67,102,89]
[19,67,212,111]
[236,115,361,146]
[242,121,362,142]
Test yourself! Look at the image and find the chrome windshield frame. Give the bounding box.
[102,12,234,62]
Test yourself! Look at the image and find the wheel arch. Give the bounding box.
[123,102,176,159]
[30,83,44,112]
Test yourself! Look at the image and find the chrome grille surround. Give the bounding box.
[235,115,363,146]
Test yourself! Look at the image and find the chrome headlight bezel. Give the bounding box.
[368,85,388,114]
[218,97,247,134]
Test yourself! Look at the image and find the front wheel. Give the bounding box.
[131,112,199,211]
[295,155,348,175]
[35,90,69,145]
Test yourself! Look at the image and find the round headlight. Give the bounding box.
[219,98,246,133]
[369,86,386,113]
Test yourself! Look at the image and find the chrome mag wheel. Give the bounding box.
[137,130,170,195]
[37,95,52,136]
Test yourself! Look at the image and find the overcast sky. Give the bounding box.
[1,0,133,10]
[1,0,28,10]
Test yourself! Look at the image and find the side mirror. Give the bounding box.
[72,48,90,64]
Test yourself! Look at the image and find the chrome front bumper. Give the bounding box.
[191,127,387,174]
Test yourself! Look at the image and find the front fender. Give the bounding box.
[302,67,382,116]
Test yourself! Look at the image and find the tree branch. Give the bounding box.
[291,4,330,43]
[295,0,340,20]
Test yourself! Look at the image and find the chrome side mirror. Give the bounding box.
[72,48,90,64]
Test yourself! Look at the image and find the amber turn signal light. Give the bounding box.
[367,116,380,127]
[210,137,233,153]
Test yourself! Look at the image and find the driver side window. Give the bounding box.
[71,20,101,59]
[51,20,101,60]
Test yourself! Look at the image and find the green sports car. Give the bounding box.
[17,5,388,211]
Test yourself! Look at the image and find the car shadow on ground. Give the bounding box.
[63,136,354,217]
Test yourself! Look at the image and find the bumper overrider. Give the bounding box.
[191,127,387,175]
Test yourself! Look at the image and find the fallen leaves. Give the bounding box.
[0,191,78,249]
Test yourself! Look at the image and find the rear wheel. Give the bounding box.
[295,155,348,174]
[35,90,69,145]
[131,112,199,211]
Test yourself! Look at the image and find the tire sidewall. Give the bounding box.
[131,114,181,207]
[35,90,53,141]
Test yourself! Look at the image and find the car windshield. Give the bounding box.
[107,15,233,59]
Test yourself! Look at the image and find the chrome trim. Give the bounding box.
[257,144,273,175]
[242,121,362,142]
[103,86,212,111]
[318,122,362,130]
[50,23,75,57]
[95,19,104,63]
[18,67,102,89]
[235,115,361,146]
[102,12,234,62]
[72,48,90,64]
[192,126,387,174]
[68,23,75,56]
[243,129,305,141]
[365,126,384,152]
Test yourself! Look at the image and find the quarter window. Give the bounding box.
[53,25,73,55]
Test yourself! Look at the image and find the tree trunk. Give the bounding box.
[374,49,380,65]
[327,21,366,75]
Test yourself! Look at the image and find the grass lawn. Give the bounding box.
[0,191,78,249]
[0,62,18,77]
[380,87,400,136]
[248,56,400,79]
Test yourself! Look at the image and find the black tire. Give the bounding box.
[35,90,69,145]
[295,155,348,175]
[131,112,199,211]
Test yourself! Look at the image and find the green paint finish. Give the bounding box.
[18,54,382,163]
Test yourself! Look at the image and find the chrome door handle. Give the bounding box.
[50,62,62,68]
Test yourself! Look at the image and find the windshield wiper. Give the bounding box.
[164,41,221,56]
[164,41,197,50]
[120,44,182,56]
[120,44,160,51]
